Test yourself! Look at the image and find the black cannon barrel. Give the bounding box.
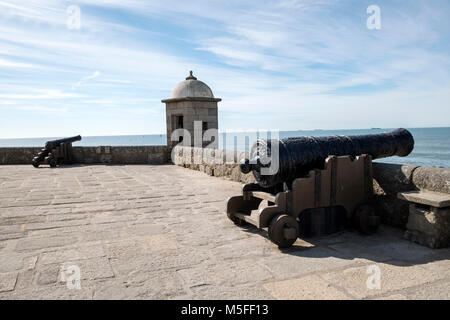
[240,128,414,188]
[45,135,81,150]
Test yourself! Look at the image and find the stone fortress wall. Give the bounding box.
[0,146,171,165]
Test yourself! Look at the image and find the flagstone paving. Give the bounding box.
[0,164,449,299]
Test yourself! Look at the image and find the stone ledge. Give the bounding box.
[397,191,450,208]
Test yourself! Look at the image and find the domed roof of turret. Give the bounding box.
[161,71,221,103]
[170,71,214,99]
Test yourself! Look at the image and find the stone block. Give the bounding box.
[93,270,185,299]
[372,163,418,228]
[401,279,450,299]
[191,284,274,300]
[264,275,351,300]
[321,261,444,299]
[15,236,78,252]
[230,166,241,182]
[177,260,274,288]
[37,264,60,285]
[59,257,115,283]
[204,165,214,176]
[223,150,237,164]
[0,253,26,272]
[412,166,450,194]
[405,204,450,248]
[213,165,226,177]
[0,272,18,292]
[39,245,106,265]
[0,284,93,299]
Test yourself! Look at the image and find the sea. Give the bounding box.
[1,127,449,168]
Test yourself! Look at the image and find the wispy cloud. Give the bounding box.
[0,57,41,69]
[72,71,101,90]
[0,89,84,100]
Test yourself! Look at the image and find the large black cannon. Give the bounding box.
[227,129,415,248]
[32,135,82,168]
[240,128,414,188]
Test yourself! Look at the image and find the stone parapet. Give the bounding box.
[372,163,450,228]
[0,146,171,165]
[170,146,256,184]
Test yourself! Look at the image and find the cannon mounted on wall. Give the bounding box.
[227,129,415,248]
[32,135,82,168]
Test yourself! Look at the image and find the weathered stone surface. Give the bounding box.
[398,191,450,208]
[373,163,417,194]
[37,264,59,285]
[25,219,89,231]
[39,245,106,265]
[0,284,93,299]
[110,249,210,276]
[171,146,256,184]
[191,284,274,300]
[373,293,407,300]
[15,236,78,252]
[401,279,450,299]
[177,260,274,288]
[372,163,418,228]
[59,257,115,282]
[405,205,450,248]
[0,253,29,272]
[363,238,436,262]
[261,247,358,281]
[412,166,450,194]
[93,270,185,299]
[321,261,444,299]
[90,212,135,224]
[0,225,21,235]
[373,163,450,231]
[0,272,18,292]
[264,275,351,300]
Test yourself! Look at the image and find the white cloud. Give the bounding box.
[0,57,40,68]
[0,89,84,100]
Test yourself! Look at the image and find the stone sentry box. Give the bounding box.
[162,71,221,149]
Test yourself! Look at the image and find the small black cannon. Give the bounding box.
[227,129,414,248]
[32,135,81,168]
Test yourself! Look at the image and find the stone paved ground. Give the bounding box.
[0,164,449,300]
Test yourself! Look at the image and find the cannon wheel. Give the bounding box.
[31,159,40,168]
[353,204,380,234]
[268,214,299,248]
[49,159,57,168]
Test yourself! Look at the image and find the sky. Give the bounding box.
[0,0,449,138]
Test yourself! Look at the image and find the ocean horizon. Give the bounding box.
[1,127,449,168]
